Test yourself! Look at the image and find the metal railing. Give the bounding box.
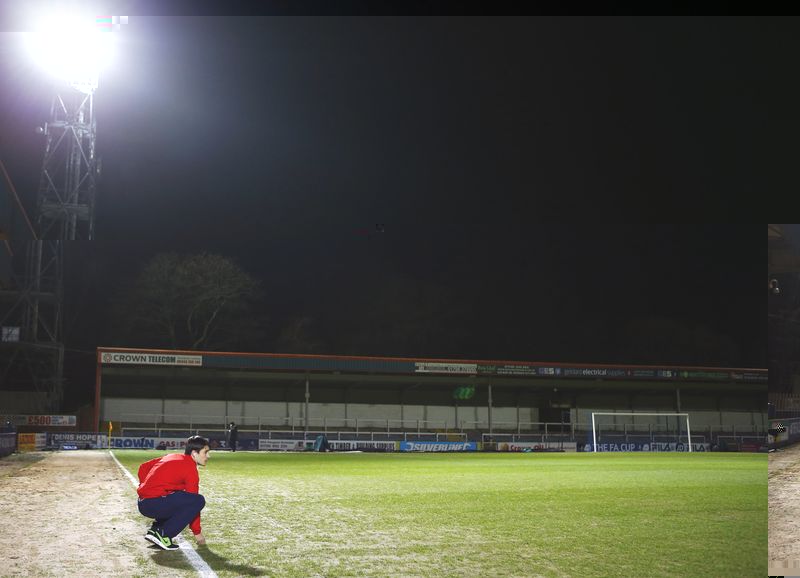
[113,412,765,446]
[119,413,456,432]
[118,413,464,437]
[115,413,765,432]
[715,435,767,448]
[120,426,466,443]
[459,420,575,436]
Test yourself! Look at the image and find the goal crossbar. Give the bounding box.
[591,412,692,453]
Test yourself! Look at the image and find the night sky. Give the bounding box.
[0,11,781,409]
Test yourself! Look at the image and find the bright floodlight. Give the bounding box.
[25,11,115,94]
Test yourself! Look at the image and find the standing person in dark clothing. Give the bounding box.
[227,422,238,452]
[137,435,210,550]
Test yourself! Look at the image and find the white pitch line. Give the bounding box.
[110,450,139,485]
[109,450,219,578]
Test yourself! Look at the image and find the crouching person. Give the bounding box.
[137,435,210,550]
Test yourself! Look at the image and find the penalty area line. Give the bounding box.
[109,450,219,578]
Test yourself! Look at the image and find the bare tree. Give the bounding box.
[113,252,261,350]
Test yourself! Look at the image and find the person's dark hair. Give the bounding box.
[185,435,209,455]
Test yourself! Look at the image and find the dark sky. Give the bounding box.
[0,14,780,408]
[2,16,796,226]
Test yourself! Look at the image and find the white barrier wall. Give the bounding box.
[243,401,285,419]
[346,403,400,421]
[401,404,426,425]
[241,401,304,426]
[313,403,347,419]
[163,399,227,424]
[102,398,764,432]
[517,407,541,424]
[104,397,163,422]
[311,403,347,428]
[721,411,766,429]
[491,407,517,426]
[426,405,455,427]
[226,400,244,420]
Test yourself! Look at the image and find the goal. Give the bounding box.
[590,412,692,452]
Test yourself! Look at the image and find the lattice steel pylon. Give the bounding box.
[0,84,99,412]
[36,87,99,240]
[1,13,115,414]
[0,240,64,413]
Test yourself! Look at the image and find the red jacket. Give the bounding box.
[137,453,202,535]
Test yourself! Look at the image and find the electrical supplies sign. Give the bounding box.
[564,368,609,377]
[399,441,478,452]
[101,352,202,367]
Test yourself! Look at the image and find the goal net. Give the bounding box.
[590,412,693,452]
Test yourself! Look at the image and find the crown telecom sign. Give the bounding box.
[100,352,202,367]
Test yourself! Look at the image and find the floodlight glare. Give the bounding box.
[25,11,115,94]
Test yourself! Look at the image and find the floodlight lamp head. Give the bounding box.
[25,10,115,94]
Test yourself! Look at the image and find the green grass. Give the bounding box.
[115,451,766,578]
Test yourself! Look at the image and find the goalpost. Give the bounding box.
[590,412,692,452]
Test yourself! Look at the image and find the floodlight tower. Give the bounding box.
[28,12,112,240]
[0,12,115,412]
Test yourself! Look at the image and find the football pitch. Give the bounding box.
[115,451,765,577]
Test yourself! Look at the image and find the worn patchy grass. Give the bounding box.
[113,451,765,577]
[0,451,46,477]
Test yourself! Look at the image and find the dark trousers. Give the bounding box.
[138,491,205,539]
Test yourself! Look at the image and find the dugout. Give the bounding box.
[95,347,766,447]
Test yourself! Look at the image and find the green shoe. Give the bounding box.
[145,528,179,550]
